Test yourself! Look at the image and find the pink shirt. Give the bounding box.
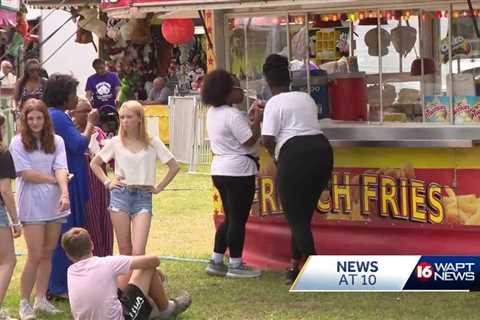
[68,256,133,320]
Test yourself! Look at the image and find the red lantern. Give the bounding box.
[161,19,194,45]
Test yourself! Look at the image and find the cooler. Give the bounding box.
[329,72,368,121]
[291,69,329,119]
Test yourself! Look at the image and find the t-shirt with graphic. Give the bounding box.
[85,72,121,109]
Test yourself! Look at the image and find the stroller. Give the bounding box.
[98,105,119,138]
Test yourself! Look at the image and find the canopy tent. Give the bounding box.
[102,0,480,16]
[25,0,100,9]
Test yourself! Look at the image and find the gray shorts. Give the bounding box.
[0,204,10,228]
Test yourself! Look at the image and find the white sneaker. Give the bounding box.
[18,301,35,320]
[0,308,16,320]
[33,298,61,315]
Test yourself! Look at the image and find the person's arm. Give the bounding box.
[51,111,90,155]
[19,170,57,184]
[85,90,93,102]
[82,110,99,140]
[262,135,276,159]
[9,137,57,184]
[0,179,20,237]
[243,107,262,147]
[260,101,280,160]
[11,80,21,113]
[150,138,179,194]
[129,255,160,270]
[90,139,125,190]
[152,158,179,194]
[52,137,70,211]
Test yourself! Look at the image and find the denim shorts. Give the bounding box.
[109,187,153,217]
[0,204,9,228]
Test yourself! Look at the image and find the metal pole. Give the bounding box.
[305,13,311,94]
[286,14,292,62]
[378,9,383,123]
[449,3,454,124]
[419,9,425,123]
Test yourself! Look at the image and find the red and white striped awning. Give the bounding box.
[0,9,16,28]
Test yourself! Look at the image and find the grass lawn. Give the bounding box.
[3,165,480,319]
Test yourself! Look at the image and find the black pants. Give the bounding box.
[277,134,333,261]
[212,175,256,258]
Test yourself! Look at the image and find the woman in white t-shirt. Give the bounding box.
[261,54,334,285]
[202,70,263,278]
[90,101,179,264]
[9,99,70,318]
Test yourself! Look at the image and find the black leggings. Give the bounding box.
[277,134,333,261]
[212,175,256,258]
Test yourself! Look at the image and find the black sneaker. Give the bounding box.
[285,267,300,285]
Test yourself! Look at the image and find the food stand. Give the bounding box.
[105,0,480,269]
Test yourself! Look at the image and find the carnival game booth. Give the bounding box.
[106,0,480,270]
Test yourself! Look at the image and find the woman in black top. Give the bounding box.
[0,114,21,319]
[11,59,46,128]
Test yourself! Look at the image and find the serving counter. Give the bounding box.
[213,122,480,269]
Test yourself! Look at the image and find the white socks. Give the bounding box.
[211,253,243,267]
[229,257,242,267]
[212,252,224,264]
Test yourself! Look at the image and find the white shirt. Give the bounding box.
[262,92,323,159]
[98,136,174,186]
[207,105,257,176]
[68,256,132,320]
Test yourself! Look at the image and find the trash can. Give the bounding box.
[329,72,368,121]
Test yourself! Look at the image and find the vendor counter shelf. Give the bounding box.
[322,121,480,148]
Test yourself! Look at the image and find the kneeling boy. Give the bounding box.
[62,227,191,320]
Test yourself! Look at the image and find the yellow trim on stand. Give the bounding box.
[334,147,480,169]
[143,104,169,144]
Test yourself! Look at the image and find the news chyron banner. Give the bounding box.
[290,256,480,292]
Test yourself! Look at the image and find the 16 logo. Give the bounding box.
[416,262,434,282]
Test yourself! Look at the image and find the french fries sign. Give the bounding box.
[212,160,480,226]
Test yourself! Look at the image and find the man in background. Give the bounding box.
[147,77,171,105]
[85,58,121,109]
[0,60,16,87]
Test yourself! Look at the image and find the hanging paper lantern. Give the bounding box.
[161,19,194,45]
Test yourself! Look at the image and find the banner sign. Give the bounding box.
[291,256,480,292]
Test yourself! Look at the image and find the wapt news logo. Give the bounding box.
[405,256,480,291]
[290,256,480,292]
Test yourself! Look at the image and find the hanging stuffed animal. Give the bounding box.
[78,7,107,39]
[107,18,127,42]
[129,19,151,45]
